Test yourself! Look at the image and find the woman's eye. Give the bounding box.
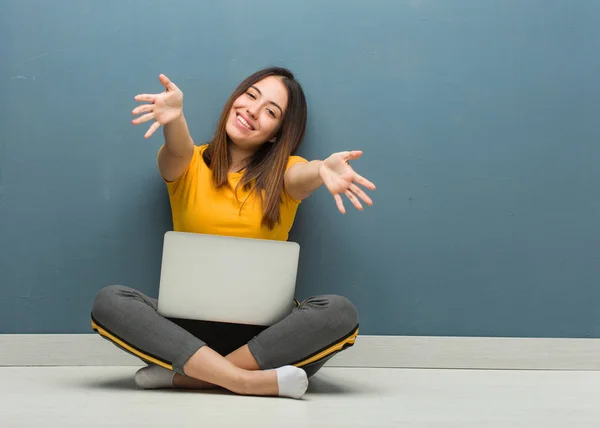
[246,92,256,99]
[267,109,276,118]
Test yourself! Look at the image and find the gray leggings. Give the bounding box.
[91,285,359,377]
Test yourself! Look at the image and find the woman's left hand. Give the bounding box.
[319,151,376,214]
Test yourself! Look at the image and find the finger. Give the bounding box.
[159,74,179,92]
[134,94,157,103]
[354,174,376,190]
[345,150,363,162]
[350,183,373,206]
[144,121,161,139]
[333,193,346,214]
[345,190,364,211]
[132,104,154,115]
[132,112,154,125]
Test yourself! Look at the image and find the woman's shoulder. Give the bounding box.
[286,153,308,170]
[191,143,210,165]
[196,143,209,154]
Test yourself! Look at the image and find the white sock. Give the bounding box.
[134,365,176,389]
[275,366,309,399]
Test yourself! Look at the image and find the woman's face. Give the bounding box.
[226,75,289,150]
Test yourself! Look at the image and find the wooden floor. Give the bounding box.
[1,366,599,427]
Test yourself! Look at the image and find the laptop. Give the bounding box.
[157,231,300,326]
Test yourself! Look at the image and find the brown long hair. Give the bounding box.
[202,67,308,229]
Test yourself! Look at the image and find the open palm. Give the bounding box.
[132,74,183,138]
[319,151,376,214]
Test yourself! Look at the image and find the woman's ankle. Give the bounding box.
[172,373,216,389]
[226,369,253,395]
[236,369,278,396]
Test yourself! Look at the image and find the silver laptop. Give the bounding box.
[157,231,300,326]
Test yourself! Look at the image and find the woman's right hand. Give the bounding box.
[132,74,183,139]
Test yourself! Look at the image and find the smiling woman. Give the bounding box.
[201,68,310,231]
[90,67,376,399]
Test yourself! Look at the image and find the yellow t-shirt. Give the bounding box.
[164,144,308,241]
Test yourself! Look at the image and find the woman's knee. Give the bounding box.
[304,294,359,337]
[328,294,359,332]
[91,285,131,322]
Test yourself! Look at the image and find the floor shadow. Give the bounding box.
[307,372,378,395]
[80,373,234,396]
[89,375,138,390]
[82,373,369,396]
[68,367,383,397]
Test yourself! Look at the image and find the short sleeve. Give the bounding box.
[283,155,309,203]
[163,144,205,196]
[286,155,308,171]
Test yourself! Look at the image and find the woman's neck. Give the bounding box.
[228,142,257,173]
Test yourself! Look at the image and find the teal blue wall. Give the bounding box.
[1,1,599,336]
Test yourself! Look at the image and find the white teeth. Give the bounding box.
[237,114,252,130]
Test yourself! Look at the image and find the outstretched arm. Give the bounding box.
[132,74,194,182]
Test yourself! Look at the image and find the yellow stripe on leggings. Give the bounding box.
[294,327,359,368]
[91,320,173,371]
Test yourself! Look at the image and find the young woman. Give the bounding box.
[91,67,376,399]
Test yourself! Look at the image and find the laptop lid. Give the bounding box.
[157,231,299,326]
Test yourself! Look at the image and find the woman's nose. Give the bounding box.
[247,103,259,119]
